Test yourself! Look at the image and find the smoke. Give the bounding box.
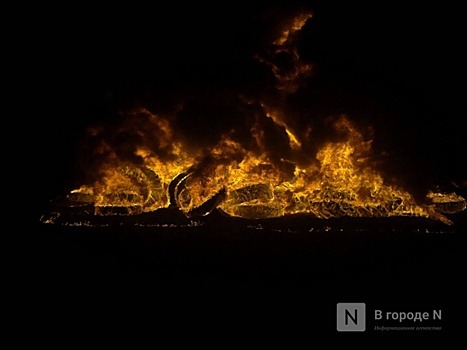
[74,7,311,171]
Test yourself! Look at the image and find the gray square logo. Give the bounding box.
[337,303,366,332]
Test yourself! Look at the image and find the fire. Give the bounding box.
[67,111,462,225]
[274,11,313,45]
[72,108,200,215]
[49,10,465,225]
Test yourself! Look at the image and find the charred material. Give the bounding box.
[169,172,190,208]
[427,191,467,214]
[186,188,227,218]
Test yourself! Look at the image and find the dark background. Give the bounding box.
[20,0,466,339]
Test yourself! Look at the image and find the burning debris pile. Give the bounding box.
[41,10,466,226]
[49,110,465,226]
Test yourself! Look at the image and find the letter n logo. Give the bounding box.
[337,303,366,332]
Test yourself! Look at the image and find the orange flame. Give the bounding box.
[65,11,464,225]
[274,12,313,45]
[70,111,463,224]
